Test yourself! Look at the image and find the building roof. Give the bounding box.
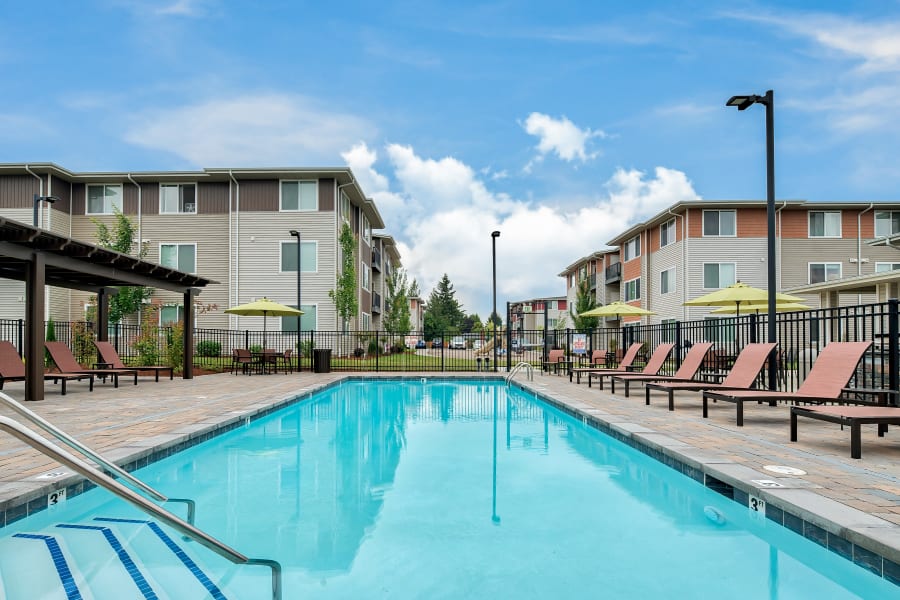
[557,250,617,277]
[787,270,900,296]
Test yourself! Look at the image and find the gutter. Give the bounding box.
[229,170,240,329]
[127,174,141,255]
[776,201,787,292]
[858,203,875,306]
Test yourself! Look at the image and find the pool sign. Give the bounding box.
[48,487,67,509]
[572,334,587,355]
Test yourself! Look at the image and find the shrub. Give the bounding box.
[353,347,364,358]
[249,344,263,354]
[45,318,56,367]
[165,321,184,372]
[367,339,380,356]
[196,340,221,357]
[71,321,95,366]
[298,339,315,358]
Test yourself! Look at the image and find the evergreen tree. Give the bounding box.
[92,209,152,323]
[328,221,358,332]
[383,267,413,334]
[423,273,465,339]
[569,278,599,330]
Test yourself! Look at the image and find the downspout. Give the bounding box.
[25,165,52,324]
[775,201,787,292]
[229,170,240,329]
[667,207,685,320]
[126,174,141,254]
[858,202,875,305]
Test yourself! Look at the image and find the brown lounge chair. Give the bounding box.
[570,343,643,385]
[94,341,174,382]
[791,405,900,459]
[45,342,138,388]
[645,343,777,411]
[0,341,94,395]
[610,343,714,397]
[591,343,675,391]
[703,341,872,426]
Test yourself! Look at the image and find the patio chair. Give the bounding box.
[645,343,777,412]
[0,341,94,395]
[703,341,871,426]
[279,349,294,374]
[45,342,138,388]
[93,341,173,382]
[570,343,643,385]
[231,349,255,375]
[790,404,900,459]
[610,343,714,397]
[590,343,675,391]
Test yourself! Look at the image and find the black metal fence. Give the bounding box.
[3,300,898,397]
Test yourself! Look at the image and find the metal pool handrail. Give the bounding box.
[0,415,283,600]
[0,391,196,524]
[506,361,534,385]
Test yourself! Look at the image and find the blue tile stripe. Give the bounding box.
[94,517,227,600]
[56,524,158,600]
[12,533,83,600]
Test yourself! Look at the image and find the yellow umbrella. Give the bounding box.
[710,302,810,315]
[225,297,303,347]
[580,301,656,318]
[684,282,804,316]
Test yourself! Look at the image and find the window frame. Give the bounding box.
[875,262,900,273]
[281,303,318,332]
[660,267,675,295]
[808,210,842,238]
[159,304,190,326]
[159,242,197,274]
[808,262,842,284]
[624,277,641,302]
[874,211,900,238]
[86,183,124,215]
[159,183,197,215]
[623,235,641,261]
[279,240,318,274]
[702,262,736,290]
[659,218,676,247]
[702,210,736,237]
[361,257,370,291]
[279,180,318,212]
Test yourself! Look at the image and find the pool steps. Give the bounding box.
[0,518,230,599]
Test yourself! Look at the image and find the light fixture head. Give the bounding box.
[289,229,299,237]
[34,194,59,204]
[726,94,764,111]
[491,230,500,238]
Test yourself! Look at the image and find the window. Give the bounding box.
[159,183,196,214]
[280,180,317,211]
[340,191,351,222]
[875,211,900,237]
[875,262,900,273]
[361,260,370,290]
[702,210,736,236]
[660,267,675,294]
[361,313,370,331]
[660,218,676,247]
[160,305,184,326]
[661,319,677,343]
[704,317,735,343]
[809,211,841,237]
[624,277,641,301]
[280,241,317,273]
[703,263,736,289]
[363,215,371,244]
[87,184,123,215]
[809,262,842,284]
[281,304,317,332]
[160,243,196,273]
[623,235,641,261]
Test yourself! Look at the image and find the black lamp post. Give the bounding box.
[491,230,500,372]
[289,229,302,370]
[33,194,59,228]
[726,90,777,390]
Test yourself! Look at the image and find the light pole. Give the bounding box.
[289,229,302,370]
[491,230,500,372]
[33,194,59,228]
[726,90,777,390]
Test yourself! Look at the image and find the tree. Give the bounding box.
[383,267,413,334]
[92,209,152,323]
[423,273,465,339]
[328,221,358,332]
[569,278,599,330]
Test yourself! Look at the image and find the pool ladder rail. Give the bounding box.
[506,361,534,385]
[0,391,283,600]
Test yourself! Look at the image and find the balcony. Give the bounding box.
[372,248,382,272]
[372,292,382,314]
[589,273,597,289]
[605,262,621,283]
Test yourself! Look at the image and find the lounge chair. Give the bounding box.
[570,343,643,384]
[45,342,138,388]
[0,341,94,395]
[790,405,900,459]
[703,341,871,426]
[645,343,777,412]
[94,341,174,382]
[610,343,714,397]
[590,343,675,391]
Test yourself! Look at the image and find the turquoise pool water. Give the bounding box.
[2,379,895,598]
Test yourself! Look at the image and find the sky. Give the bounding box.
[3,1,900,320]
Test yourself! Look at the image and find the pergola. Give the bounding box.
[0,217,216,401]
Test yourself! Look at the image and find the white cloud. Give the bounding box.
[124,94,376,166]
[341,142,408,224]
[523,112,605,162]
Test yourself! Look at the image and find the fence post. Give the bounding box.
[749,313,758,344]
[245,329,250,350]
[889,299,898,404]
[675,321,682,370]
[17,319,23,357]
[114,322,120,351]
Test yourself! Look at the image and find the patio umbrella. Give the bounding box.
[225,297,303,347]
[683,282,804,316]
[710,301,810,315]
[579,301,656,318]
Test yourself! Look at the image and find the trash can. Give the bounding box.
[313,348,332,373]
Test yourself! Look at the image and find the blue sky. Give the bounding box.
[3,1,900,319]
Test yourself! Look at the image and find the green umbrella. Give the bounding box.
[225,297,303,347]
[580,301,655,318]
[684,282,804,316]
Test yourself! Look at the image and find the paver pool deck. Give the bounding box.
[0,370,898,575]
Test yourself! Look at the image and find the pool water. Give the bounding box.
[2,380,895,598]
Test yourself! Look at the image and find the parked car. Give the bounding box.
[472,340,483,351]
[450,336,466,349]
[415,339,426,349]
[432,338,443,348]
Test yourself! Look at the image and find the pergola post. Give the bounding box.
[25,252,45,402]
[183,288,196,379]
[97,287,110,342]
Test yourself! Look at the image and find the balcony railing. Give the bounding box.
[372,292,382,313]
[605,262,622,283]
[372,248,382,272]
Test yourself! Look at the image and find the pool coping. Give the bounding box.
[1,373,897,587]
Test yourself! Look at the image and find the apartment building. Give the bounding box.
[409,295,426,332]
[370,233,401,330]
[0,163,397,333]
[603,200,900,325]
[558,250,621,324]
[509,297,568,332]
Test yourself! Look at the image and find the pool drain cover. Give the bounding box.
[763,465,807,476]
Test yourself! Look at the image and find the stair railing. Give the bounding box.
[506,361,534,385]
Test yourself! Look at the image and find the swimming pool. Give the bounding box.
[0,379,895,598]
